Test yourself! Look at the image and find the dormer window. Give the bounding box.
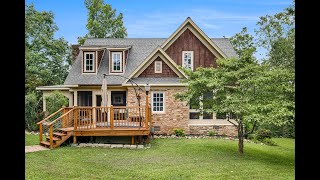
[182,51,193,70]
[111,52,122,73]
[155,61,162,73]
[84,52,95,73]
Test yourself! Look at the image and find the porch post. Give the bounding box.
[73,90,78,106]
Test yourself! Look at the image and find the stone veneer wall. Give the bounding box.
[189,125,238,137]
[127,87,238,137]
[127,87,189,135]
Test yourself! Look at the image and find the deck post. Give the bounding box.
[73,107,77,144]
[39,123,43,143]
[145,93,149,129]
[110,105,114,129]
[49,125,53,149]
[132,136,135,145]
[62,107,67,128]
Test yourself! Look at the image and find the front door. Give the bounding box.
[111,91,126,106]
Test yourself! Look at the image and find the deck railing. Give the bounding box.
[38,106,153,140]
[74,106,150,130]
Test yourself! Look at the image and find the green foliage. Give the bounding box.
[249,128,277,146]
[230,27,256,59]
[255,0,295,71]
[208,130,216,136]
[45,91,69,115]
[261,138,277,146]
[25,3,71,95]
[78,0,127,45]
[173,128,185,137]
[255,128,272,141]
[259,122,295,138]
[25,92,43,131]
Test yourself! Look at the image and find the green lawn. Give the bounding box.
[25,136,294,179]
[25,134,43,146]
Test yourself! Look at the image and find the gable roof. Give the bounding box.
[123,47,187,85]
[161,17,228,59]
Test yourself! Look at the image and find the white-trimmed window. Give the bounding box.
[182,51,194,70]
[189,92,213,120]
[111,52,122,72]
[152,92,165,113]
[84,52,95,73]
[155,61,162,73]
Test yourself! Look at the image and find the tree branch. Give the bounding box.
[244,120,257,136]
[227,119,238,128]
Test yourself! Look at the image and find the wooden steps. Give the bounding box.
[39,130,72,149]
[46,136,61,141]
[53,132,67,136]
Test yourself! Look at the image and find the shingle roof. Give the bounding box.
[64,38,236,85]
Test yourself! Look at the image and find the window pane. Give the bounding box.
[203,112,213,119]
[190,112,200,119]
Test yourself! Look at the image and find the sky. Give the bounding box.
[25,0,292,59]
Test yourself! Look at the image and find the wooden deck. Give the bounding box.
[37,106,152,149]
[60,127,150,136]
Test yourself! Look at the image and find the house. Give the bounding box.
[36,17,238,148]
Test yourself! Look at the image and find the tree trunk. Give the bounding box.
[238,121,244,154]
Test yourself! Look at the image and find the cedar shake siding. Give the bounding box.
[165,28,218,69]
[138,57,178,78]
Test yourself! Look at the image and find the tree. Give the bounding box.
[176,56,294,154]
[25,3,71,95]
[45,91,69,115]
[230,27,256,59]
[255,1,295,71]
[78,0,127,45]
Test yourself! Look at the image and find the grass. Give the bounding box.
[25,136,294,179]
[25,134,44,146]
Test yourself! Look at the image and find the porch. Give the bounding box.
[37,106,152,149]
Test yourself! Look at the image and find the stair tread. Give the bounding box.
[40,141,50,146]
[53,132,67,136]
[46,136,61,141]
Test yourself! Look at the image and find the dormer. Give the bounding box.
[106,47,131,74]
[79,46,105,74]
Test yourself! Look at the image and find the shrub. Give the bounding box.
[25,92,42,131]
[255,128,272,141]
[45,91,69,115]
[173,128,185,137]
[208,130,216,137]
[261,138,277,146]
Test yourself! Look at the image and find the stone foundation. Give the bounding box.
[189,125,237,137]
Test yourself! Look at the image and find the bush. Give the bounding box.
[258,122,295,138]
[25,92,42,131]
[249,128,277,146]
[173,128,185,137]
[255,128,272,141]
[25,93,38,131]
[261,138,277,146]
[45,91,69,115]
[208,130,216,137]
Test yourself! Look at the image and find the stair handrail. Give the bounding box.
[36,107,65,125]
[47,108,75,126]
